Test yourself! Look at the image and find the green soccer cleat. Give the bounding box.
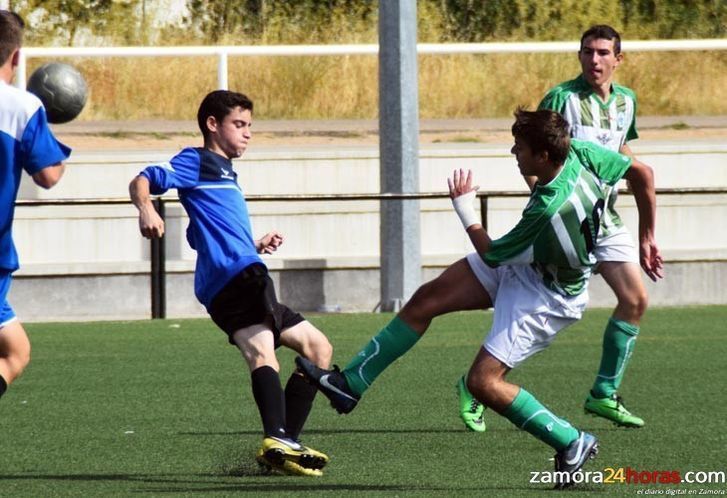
[584,392,645,428]
[456,375,486,433]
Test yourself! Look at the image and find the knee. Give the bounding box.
[295,325,333,369]
[617,287,649,320]
[1,342,31,382]
[307,337,333,368]
[401,282,440,325]
[242,348,278,372]
[236,338,278,371]
[14,347,30,377]
[20,344,30,370]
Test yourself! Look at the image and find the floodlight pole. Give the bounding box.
[378,0,421,312]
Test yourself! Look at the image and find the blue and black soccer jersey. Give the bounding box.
[0,80,71,273]
[140,147,264,308]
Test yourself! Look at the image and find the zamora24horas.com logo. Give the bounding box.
[529,467,727,488]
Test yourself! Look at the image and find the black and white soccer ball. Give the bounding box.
[27,62,88,124]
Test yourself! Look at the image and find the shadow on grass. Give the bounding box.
[133,483,554,494]
[0,472,556,494]
[177,428,512,436]
[178,426,629,437]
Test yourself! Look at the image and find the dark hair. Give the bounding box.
[580,24,621,55]
[197,90,254,140]
[0,10,25,66]
[511,108,571,165]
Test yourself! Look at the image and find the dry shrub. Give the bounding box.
[28,50,727,120]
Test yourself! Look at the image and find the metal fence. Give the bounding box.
[16,39,727,90]
[15,187,727,318]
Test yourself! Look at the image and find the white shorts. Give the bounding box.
[594,226,639,264]
[466,253,589,368]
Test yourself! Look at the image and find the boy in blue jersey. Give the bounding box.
[296,110,661,487]
[129,90,333,477]
[0,11,70,402]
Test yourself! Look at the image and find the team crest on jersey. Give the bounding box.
[596,132,611,146]
[617,111,626,130]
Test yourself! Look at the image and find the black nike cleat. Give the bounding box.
[295,356,360,414]
[553,432,599,489]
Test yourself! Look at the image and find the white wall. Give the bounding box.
[9,140,727,320]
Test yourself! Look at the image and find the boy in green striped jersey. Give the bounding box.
[296,109,661,485]
[460,25,661,431]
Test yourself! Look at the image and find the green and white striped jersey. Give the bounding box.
[539,75,638,151]
[483,140,632,296]
[538,75,638,235]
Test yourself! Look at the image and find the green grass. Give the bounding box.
[1,307,726,497]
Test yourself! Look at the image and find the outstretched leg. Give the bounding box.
[343,257,492,394]
[297,258,491,413]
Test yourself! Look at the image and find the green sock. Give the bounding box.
[591,318,640,399]
[342,316,421,396]
[503,388,579,451]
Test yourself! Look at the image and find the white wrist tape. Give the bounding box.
[452,190,479,229]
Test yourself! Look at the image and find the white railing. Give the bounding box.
[17,39,727,90]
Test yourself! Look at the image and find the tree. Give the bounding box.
[15,0,139,46]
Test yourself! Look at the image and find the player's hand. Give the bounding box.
[448,169,481,230]
[640,237,664,282]
[138,205,164,239]
[447,168,479,199]
[257,231,284,254]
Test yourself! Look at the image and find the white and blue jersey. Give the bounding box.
[1,80,71,325]
[140,147,263,308]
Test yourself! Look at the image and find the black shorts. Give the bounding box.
[208,263,305,348]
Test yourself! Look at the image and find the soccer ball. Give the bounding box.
[27,62,88,124]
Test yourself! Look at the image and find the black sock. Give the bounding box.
[250,366,287,439]
[285,371,318,441]
[0,375,7,399]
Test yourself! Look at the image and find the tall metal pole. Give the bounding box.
[378,0,421,312]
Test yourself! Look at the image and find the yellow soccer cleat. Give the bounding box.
[298,443,330,469]
[259,436,329,471]
[256,447,323,477]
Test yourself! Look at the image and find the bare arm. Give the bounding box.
[129,175,165,239]
[464,224,492,256]
[448,169,492,255]
[619,142,635,158]
[619,143,637,191]
[32,162,65,189]
[623,159,663,281]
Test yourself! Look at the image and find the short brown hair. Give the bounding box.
[580,24,621,55]
[0,10,24,66]
[511,108,571,165]
[197,90,254,141]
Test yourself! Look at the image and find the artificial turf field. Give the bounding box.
[1,307,725,497]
